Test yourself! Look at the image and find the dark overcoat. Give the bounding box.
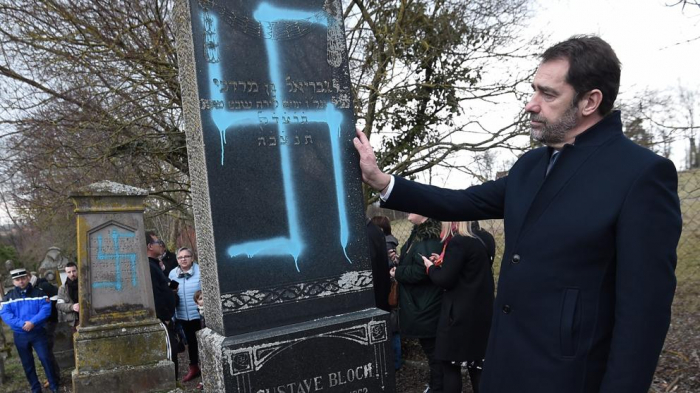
[394,220,443,338]
[383,112,682,393]
[428,234,494,362]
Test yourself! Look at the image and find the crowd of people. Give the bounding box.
[0,232,205,393]
[146,231,205,389]
[370,214,495,393]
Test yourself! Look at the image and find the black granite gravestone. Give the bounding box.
[187,0,372,337]
[173,0,394,391]
[200,309,392,393]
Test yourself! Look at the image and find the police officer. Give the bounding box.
[0,268,59,393]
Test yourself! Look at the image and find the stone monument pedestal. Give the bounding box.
[70,181,176,393]
[199,309,393,392]
[72,320,174,392]
[53,323,75,369]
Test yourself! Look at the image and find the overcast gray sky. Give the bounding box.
[531,0,700,92]
[428,0,700,188]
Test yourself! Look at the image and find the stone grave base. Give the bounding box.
[198,308,395,393]
[72,319,176,393]
[72,360,174,393]
[53,322,75,369]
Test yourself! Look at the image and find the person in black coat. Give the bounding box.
[160,249,179,278]
[371,215,400,261]
[31,272,61,386]
[146,231,178,378]
[354,35,682,393]
[366,219,391,312]
[422,221,494,393]
[370,215,403,370]
[471,221,495,266]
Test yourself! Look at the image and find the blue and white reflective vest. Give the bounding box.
[0,283,51,333]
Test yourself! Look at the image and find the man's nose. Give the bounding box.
[524,96,539,113]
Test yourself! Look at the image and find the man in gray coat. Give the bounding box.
[56,262,79,327]
[353,35,682,393]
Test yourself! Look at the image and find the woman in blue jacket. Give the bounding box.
[168,247,202,383]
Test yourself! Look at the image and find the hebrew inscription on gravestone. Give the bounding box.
[182,0,373,336]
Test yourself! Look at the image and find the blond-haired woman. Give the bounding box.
[421,221,495,393]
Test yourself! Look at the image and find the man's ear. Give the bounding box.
[580,89,603,116]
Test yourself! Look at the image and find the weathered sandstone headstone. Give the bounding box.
[69,181,175,393]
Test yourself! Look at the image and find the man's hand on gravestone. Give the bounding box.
[72,303,80,312]
[22,321,34,331]
[353,128,391,192]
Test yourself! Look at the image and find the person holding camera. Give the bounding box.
[390,214,443,391]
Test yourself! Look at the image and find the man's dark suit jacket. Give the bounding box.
[383,111,682,393]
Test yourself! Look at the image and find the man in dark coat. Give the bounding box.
[146,231,179,378]
[353,35,682,393]
[31,272,61,386]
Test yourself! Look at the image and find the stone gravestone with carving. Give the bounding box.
[1,260,13,294]
[174,0,394,391]
[69,181,175,392]
[38,246,70,285]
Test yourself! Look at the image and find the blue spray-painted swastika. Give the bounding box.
[92,229,138,291]
[201,3,352,272]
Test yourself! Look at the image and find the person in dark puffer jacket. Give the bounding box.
[391,214,443,392]
[146,231,178,379]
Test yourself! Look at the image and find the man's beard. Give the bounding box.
[67,277,79,303]
[530,104,579,145]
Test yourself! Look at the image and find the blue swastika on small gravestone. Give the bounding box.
[201,2,352,272]
[92,229,138,291]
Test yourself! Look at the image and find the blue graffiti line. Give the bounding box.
[201,3,352,271]
[92,229,138,291]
